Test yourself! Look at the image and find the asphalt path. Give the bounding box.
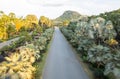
[0,32,32,49]
[0,37,19,49]
[43,27,89,79]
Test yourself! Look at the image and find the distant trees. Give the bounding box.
[0,13,10,40]
[98,9,120,42]
[26,14,38,28]
[39,16,53,30]
[0,11,53,41]
[0,12,34,41]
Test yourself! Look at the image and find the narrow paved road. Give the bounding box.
[0,32,32,49]
[43,27,89,79]
[0,37,19,49]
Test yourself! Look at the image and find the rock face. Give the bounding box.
[55,10,81,21]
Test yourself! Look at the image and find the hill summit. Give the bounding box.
[55,10,81,21]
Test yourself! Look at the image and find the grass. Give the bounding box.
[34,52,48,79]
[34,37,53,79]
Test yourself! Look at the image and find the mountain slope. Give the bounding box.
[55,10,81,21]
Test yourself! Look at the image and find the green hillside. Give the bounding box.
[55,10,81,21]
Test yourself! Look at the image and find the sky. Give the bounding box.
[0,0,120,19]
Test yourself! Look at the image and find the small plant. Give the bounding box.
[87,45,111,67]
[106,39,118,46]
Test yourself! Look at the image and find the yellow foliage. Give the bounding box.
[39,16,52,27]
[0,14,10,40]
[0,26,8,40]
[0,45,38,79]
[26,14,38,29]
[0,32,8,40]
[40,16,46,23]
[63,20,70,26]
[26,14,38,24]
[14,19,24,31]
[5,53,20,62]
[106,39,118,46]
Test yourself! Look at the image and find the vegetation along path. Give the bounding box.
[43,27,89,79]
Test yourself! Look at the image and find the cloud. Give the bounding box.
[65,0,120,15]
[26,0,68,7]
[0,0,120,19]
[42,4,64,7]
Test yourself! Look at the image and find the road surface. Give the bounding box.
[0,32,33,49]
[0,37,19,49]
[43,27,89,79]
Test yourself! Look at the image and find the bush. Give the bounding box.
[0,28,54,79]
[61,16,120,79]
[0,44,39,79]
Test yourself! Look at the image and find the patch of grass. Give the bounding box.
[34,52,48,79]
[34,37,53,79]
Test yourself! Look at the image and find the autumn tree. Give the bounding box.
[39,16,52,29]
[0,13,10,40]
[26,14,38,28]
[0,11,41,41]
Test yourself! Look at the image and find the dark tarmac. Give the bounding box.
[43,27,89,79]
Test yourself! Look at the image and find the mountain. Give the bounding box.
[55,10,81,21]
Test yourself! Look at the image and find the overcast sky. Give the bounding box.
[0,0,120,19]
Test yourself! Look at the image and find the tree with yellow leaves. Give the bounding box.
[39,16,46,27]
[26,14,38,28]
[0,13,10,40]
[39,16,53,29]
[14,19,24,32]
[0,25,8,40]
